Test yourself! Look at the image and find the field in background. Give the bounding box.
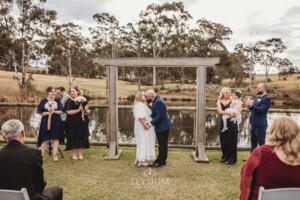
[1,70,300,105]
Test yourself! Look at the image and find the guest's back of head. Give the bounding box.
[266,115,300,164]
[1,119,24,141]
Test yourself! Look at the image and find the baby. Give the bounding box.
[221,90,242,132]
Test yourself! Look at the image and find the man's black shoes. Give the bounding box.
[150,162,163,167]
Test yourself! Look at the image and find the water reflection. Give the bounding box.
[0,106,299,148]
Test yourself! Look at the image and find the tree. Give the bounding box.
[138,1,192,88]
[255,38,287,84]
[234,43,259,89]
[229,52,248,86]
[0,0,57,89]
[188,18,232,57]
[44,22,90,89]
[187,18,232,83]
[277,58,294,79]
[90,12,125,59]
[89,12,127,90]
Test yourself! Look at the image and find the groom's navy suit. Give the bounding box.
[150,95,172,165]
[248,93,271,152]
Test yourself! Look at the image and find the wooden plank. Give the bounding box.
[192,143,209,163]
[193,66,209,162]
[105,141,122,159]
[94,57,220,67]
[105,65,121,159]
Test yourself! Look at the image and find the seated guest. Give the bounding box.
[240,116,300,200]
[0,119,63,200]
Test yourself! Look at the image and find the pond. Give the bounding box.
[1,104,299,148]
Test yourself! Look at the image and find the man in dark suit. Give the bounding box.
[0,119,63,200]
[245,83,271,152]
[146,89,172,167]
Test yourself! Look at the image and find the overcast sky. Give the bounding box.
[44,0,300,68]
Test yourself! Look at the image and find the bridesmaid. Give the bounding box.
[65,86,90,160]
[36,86,64,162]
[217,87,239,164]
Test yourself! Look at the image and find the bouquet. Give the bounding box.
[44,100,58,130]
[74,96,87,121]
[74,96,87,105]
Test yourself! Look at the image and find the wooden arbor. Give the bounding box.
[94,57,220,162]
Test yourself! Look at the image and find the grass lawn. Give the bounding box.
[41,146,249,200]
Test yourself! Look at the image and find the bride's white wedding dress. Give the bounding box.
[133,102,156,161]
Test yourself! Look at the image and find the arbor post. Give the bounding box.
[192,66,209,163]
[105,65,122,159]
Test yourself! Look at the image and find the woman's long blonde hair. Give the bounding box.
[132,91,144,111]
[266,116,300,164]
[218,87,231,100]
[134,91,144,104]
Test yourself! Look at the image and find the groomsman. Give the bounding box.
[56,86,70,122]
[244,83,271,152]
[56,86,70,146]
[145,89,172,167]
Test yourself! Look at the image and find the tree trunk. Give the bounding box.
[137,71,141,91]
[68,49,72,90]
[20,40,26,89]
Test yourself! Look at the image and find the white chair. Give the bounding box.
[258,186,300,200]
[0,188,30,200]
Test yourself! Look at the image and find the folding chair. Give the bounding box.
[258,186,300,200]
[0,188,30,200]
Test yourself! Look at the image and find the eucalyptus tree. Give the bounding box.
[138,1,192,88]
[123,22,152,90]
[229,52,248,86]
[187,18,232,83]
[44,22,90,89]
[188,18,232,57]
[90,12,125,59]
[89,12,128,82]
[277,58,295,79]
[234,43,260,89]
[0,0,57,89]
[255,38,287,84]
[0,0,14,69]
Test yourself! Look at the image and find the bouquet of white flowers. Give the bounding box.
[74,96,87,105]
[44,101,58,111]
[74,96,87,121]
[44,100,58,130]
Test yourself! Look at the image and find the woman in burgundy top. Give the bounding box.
[240,116,300,200]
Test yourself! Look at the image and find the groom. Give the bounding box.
[244,82,271,152]
[145,89,172,167]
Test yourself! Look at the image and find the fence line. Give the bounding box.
[1,102,300,113]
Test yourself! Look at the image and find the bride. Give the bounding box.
[133,91,156,167]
